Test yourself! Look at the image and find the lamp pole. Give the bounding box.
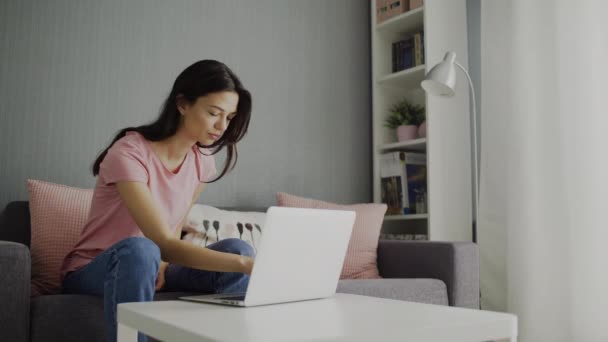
[455,62,479,243]
[422,52,479,243]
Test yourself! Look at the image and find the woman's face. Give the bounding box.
[178,91,239,146]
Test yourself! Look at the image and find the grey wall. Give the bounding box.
[0,0,371,210]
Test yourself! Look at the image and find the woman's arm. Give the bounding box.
[157,182,206,284]
[173,182,205,241]
[115,181,253,274]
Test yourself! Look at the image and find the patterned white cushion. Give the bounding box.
[182,204,265,252]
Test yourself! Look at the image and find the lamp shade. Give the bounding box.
[421,52,457,97]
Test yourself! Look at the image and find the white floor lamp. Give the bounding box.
[421,52,479,243]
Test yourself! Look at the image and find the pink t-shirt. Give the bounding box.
[60,131,216,279]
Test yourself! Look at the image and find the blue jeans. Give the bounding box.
[62,237,254,342]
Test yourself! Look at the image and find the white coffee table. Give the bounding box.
[117,293,517,342]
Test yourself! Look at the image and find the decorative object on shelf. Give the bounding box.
[421,51,479,242]
[397,125,417,141]
[377,0,409,23]
[386,0,409,20]
[417,120,427,138]
[384,98,425,142]
[375,0,389,23]
[409,0,424,10]
[377,0,424,25]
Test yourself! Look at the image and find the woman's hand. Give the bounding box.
[155,261,169,291]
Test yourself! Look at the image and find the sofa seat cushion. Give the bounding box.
[337,278,448,306]
[30,292,196,342]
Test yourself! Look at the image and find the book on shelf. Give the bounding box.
[392,39,413,72]
[380,151,427,215]
[413,31,425,66]
[391,30,424,73]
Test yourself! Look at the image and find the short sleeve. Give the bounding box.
[99,136,149,185]
[196,148,217,183]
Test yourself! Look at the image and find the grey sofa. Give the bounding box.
[0,201,479,342]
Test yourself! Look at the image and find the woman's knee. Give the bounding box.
[116,237,161,272]
[215,238,255,257]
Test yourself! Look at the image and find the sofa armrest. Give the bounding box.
[0,241,31,342]
[377,240,479,309]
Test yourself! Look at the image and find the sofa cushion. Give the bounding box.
[30,292,196,342]
[183,204,265,252]
[27,179,94,297]
[276,192,387,280]
[337,278,449,306]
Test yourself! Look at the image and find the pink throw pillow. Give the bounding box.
[276,192,387,279]
[26,179,93,296]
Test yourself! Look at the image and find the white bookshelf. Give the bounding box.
[377,138,426,152]
[371,0,473,242]
[377,64,426,89]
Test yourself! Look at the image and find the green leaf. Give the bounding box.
[383,98,426,129]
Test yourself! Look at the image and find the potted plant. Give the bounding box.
[384,99,426,141]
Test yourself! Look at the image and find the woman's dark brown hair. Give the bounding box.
[92,60,252,183]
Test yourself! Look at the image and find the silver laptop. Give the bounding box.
[179,206,356,307]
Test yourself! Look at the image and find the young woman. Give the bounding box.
[60,60,254,342]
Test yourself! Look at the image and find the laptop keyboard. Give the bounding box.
[217,295,246,301]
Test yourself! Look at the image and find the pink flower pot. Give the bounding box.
[417,121,427,138]
[397,125,418,141]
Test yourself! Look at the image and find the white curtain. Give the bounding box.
[479,1,608,341]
